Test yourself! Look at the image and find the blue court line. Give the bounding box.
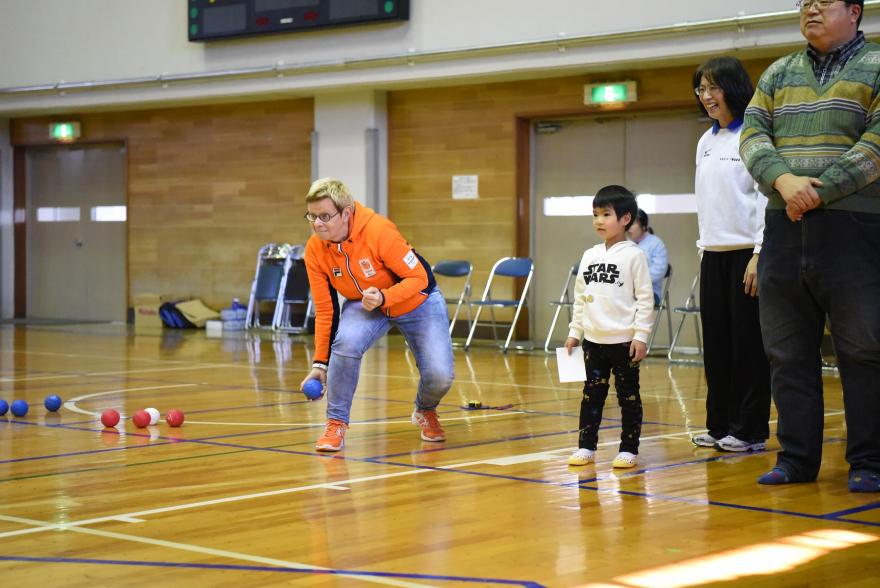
[368,426,617,460]
[6,416,878,530]
[585,487,880,529]
[0,555,544,586]
[823,501,880,518]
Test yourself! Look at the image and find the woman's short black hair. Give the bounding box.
[593,185,638,230]
[693,56,755,121]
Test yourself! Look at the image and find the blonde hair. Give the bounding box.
[306,178,354,209]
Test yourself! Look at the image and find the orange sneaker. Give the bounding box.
[315,419,348,452]
[412,409,445,442]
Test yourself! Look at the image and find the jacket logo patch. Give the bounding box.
[359,258,376,278]
[403,250,418,269]
[332,267,343,277]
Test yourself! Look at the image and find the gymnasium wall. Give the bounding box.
[388,58,775,299]
[0,121,11,318]
[9,55,775,319]
[10,99,314,311]
[0,0,795,89]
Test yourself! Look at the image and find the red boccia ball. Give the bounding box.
[101,409,120,428]
[165,409,185,427]
[132,409,151,428]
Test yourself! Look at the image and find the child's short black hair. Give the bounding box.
[593,185,638,230]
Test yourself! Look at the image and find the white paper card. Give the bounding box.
[556,347,586,383]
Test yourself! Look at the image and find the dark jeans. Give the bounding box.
[759,209,880,480]
[577,341,642,454]
[700,249,771,442]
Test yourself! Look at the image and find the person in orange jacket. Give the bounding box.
[298,178,455,451]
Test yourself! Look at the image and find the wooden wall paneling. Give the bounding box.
[11,99,315,312]
[387,57,778,340]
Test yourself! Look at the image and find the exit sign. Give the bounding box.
[584,82,637,106]
[49,122,81,142]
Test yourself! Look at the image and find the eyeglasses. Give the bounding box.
[797,0,842,14]
[694,84,722,97]
[303,210,341,223]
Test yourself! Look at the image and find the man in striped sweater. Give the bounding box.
[740,0,880,492]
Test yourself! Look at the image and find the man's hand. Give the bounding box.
[743,253,759,297]
[774,173,822,220]
[299,367,327,391]
[785,201,804,222]
[361,287,384,311]
[564,337,580,355]
[630,340,647,362]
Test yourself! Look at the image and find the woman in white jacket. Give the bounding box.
[692,56,771,453]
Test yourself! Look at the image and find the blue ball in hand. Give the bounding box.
[44,394,63,412]
[303,379,324,400]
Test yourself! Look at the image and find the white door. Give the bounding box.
[26,144,127,321]
[533,112,706,349]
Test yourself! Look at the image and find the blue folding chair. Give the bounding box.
[272,245,313,334]
[543,263,579,353]
[246,243,292,329]
[464,257,534,353]
[431,259,473,338]
[668,270,703,364]
[647,263,674,355]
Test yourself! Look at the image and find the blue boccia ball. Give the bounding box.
[0,399,8,416]
[11,399,29,418]
[44,394,63,412]
[302,379,324,400]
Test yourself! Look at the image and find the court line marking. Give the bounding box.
[0,555,544,587]
[64,386,524,425]
[0,513,436,588]
[0,425,787,541]
[0,346,718,397]
[63,384,200,418]
[0,365,220,383]
[0,412,870,558]
[0,469,430,540]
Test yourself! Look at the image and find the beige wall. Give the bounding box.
[387,58,774,303]
[12,99,314,310]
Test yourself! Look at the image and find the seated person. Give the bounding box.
[628,209,668,306]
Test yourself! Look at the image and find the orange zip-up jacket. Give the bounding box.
[304,203,436,368]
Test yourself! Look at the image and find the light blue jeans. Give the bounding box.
[326,289,455,423]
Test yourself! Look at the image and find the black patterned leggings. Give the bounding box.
[577,340,643,454]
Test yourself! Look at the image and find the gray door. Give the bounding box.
[26,144,127,321]
[533,112,706,349]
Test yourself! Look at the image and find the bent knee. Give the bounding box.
[331,336,368,359]
[421,369,454,393]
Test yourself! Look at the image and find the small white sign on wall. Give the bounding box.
[452,175,479,200]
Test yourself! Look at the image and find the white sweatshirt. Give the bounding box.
[568,240,655,345]
[694,121,768,253]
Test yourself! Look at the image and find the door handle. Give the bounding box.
[74,239,83,248]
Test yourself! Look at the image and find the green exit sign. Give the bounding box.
[584,82,637,106]
[49,122,81,142]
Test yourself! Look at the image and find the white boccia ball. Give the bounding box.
[145,407,161,426]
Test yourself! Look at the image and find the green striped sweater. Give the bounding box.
[740,42,880,212]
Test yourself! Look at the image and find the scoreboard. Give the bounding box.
[189,0,410,41]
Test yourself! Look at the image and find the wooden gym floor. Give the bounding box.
[0,324,877,587]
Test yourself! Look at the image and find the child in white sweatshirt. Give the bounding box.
[565,185,655,469]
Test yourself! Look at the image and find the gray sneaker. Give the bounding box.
[692,433,718,447]
[715,435,766,452]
